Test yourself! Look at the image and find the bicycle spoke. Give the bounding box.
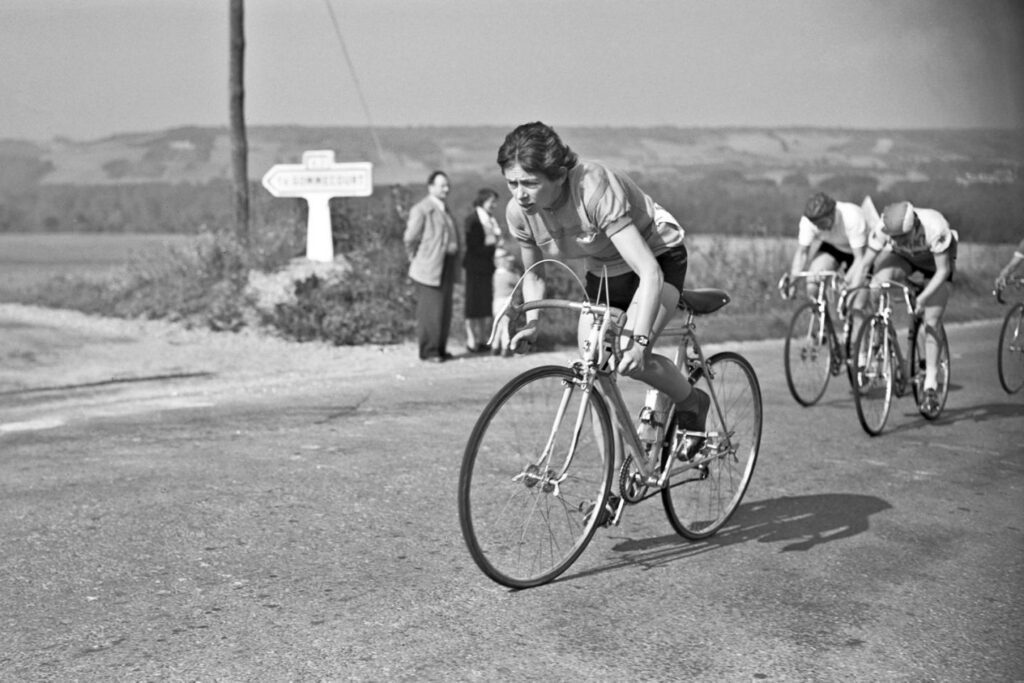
[784,302,832,406]
[459,366,614,588]
[662,352,762,540]
[999,304,1024,394]
[851,319,894,435]
[914,322,951,419]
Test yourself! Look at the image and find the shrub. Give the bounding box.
[263,251,417,345]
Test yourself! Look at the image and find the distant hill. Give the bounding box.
[1,126,1022,242]
[1,125,1021,189]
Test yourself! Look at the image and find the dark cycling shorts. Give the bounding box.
[813,241,855,270]
[585,244,688,310]
[875,235,958,283]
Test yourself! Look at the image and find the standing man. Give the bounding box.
[404,170,463,363]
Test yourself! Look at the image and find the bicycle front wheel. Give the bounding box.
[911,320,951,418]
[663,352,762,540]
[998,303,1024,394]
[849,318,896,436]
[458,365,615,589]
[784,302,831,406]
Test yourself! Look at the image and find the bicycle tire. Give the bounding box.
[998,303,1024,394]
[458,365,615,589]
[849,317,895,436]
[911,320,951,418]
[784,302,831,406]
[662,351,762,540]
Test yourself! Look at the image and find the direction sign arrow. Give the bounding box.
[261,150,374,262]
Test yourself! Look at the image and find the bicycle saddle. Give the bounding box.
[678,288,730,315]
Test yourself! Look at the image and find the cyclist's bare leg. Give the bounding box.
[807,250,838,301]
[621,283,692,402]
[576,281,689,399]
[921,283,949,390]
[866,255,912,363]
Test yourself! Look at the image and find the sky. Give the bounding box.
[2,0,1023,142]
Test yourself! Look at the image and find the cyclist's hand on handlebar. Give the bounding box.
[778,273,795,300]
[616,338,646,376]
[509,320,539,354]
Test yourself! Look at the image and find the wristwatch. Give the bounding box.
[631,334,650,347]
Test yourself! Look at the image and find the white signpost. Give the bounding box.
[261,150,373,262]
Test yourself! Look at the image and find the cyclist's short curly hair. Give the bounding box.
[803,192,837,221]
[496,122,579,179]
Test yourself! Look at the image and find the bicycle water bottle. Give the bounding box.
[638,389,672,452]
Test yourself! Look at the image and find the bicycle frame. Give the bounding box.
[461,271,761,586]
[494,293,732,506]
[601,306,726,490]
[843,280,921,395]
[784,270,853,366]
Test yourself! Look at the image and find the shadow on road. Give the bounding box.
[562,493,891,581]
[883,398,1024,435]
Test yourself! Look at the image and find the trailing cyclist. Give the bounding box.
[994,236,1024,291]
[495,121,709,461]
[784,191,874,302]
[854,201,958,414]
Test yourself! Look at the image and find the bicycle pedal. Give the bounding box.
[590,495,623,528]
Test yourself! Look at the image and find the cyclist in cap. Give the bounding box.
[854,200,957,413]
[783,191,872,301]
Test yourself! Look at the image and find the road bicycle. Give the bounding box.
[994,275,1024,394]
[842,280,950,436]
[777,270,860,406]
[458,262,762,589]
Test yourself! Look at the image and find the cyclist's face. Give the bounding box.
[812,212,834,231]
[890,230,914,246]
[503,163,566,215]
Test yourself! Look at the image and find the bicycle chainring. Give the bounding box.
[618,455,648,504]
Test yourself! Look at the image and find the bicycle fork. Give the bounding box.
[513,371,596,497]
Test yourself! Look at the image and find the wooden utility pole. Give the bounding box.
[229,0,249,245]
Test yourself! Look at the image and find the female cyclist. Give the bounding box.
[495,121,708,459]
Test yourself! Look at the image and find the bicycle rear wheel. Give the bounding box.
[998,303,1024,394]
[911,321,951,418]
[459,365,615,589]
[849,318,896,436]
[662,352,762,540]
[784,302,831,406]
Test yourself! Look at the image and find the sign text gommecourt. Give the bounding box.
[261,150,373,261]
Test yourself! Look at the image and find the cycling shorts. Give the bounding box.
[875,235,958,283]
[813,241,855,271]
[585,244,688,310]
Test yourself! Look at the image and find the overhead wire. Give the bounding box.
[323,0,386,162]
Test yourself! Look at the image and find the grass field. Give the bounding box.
[0,233,195,295]
[0,232,1015,345]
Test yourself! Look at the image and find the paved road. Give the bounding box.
[1,321,1021,681]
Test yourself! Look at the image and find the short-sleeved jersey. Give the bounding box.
[506,160,684,277]
[867,207,955,259]
[797,200,870,252]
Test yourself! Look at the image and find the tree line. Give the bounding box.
[1,170,1021,244]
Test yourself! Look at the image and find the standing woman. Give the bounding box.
[463,188,503,352]
[404,170,463,363]
[497,121,709,462]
